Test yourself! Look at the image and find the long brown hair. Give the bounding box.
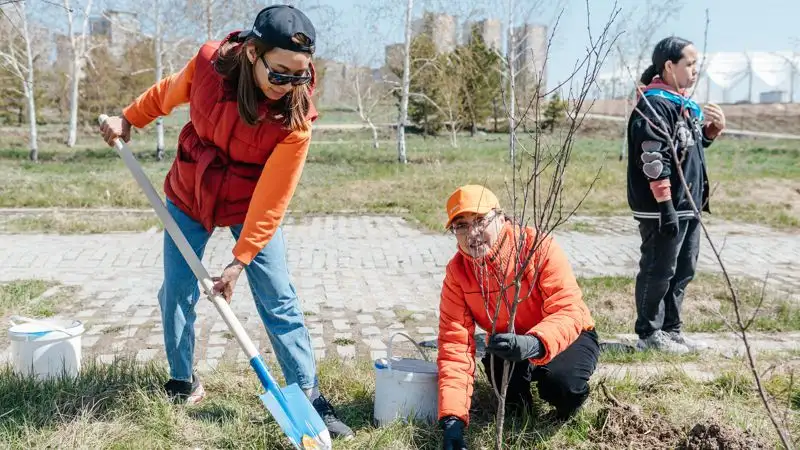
[214,33,313,132]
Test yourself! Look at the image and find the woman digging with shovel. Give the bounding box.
[98,5,353,440]
[436,185,599,449]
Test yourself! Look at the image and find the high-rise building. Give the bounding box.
[411,12,456,54]
[90,10,141,59]
[513,23,548,91]
[318,60,347,106]
[463,18,502,51]
[384,43,405,73]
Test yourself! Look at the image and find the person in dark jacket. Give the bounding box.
[626,36,726,353]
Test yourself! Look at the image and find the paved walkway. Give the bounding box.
[0,215,798,373]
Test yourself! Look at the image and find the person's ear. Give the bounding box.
[245,44,257,65]
[664,60,674,77]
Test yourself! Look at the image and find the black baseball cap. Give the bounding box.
[237,5,316,54]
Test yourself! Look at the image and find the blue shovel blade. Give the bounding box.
[260,383,332,450]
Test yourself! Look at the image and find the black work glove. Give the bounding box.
[657,200,679,238]
[486,333,542,362]
[441,416,467,450]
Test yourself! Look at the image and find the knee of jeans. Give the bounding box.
[158,285,202,319]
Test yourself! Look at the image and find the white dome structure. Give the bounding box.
[595,51,800,104]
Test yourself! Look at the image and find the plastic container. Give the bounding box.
[373,332,439,427]
[8,316,85,379]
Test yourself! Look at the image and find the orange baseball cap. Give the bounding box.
[445,185,500,228]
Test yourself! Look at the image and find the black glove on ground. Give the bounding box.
[441,416,467,450]
[486,333,542,362]
[657,200,679,238]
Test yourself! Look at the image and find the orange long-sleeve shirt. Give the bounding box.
[437,222,595,425]
[121,56,312,265]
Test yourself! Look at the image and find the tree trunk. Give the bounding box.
[395,0,413,164]
[24,78,37,161]
[496,4,517,448]
[21,8,38,161]
[67,54,80,147]
[506,18,517,162]
[205,0,213,41]
[65,0,78,148]
[65,0,93,148]
[155,0,165,160]
[368,119,379,149]
[493,97,498,132]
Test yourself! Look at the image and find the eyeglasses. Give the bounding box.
[450,212,498,235]
[260,54,312,86]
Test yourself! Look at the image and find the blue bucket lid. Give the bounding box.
[8,319,84,341]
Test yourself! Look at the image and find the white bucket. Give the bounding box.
[373,332,439,427]
[8,316,85,379]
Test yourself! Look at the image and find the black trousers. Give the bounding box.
[634,218,701,339]
[481,330,599,419]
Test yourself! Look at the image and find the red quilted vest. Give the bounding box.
[164,34,318,231]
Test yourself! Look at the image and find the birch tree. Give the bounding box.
[326,4,396,149]
[63,0,95,147]
[396,0,413,164]
[106,0,188,160]
[186,0,251,41]
[0,0,40,161]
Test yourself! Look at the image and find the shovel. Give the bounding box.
[98,115,331,450]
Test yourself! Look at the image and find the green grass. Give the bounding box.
[0,212,162,234]
[0,357,791,449]
[0,280,60,318]
[0,126,798,233]
[580,273,800,335]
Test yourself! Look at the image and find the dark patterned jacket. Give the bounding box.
[626,92,716,221]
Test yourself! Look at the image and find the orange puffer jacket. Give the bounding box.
[437,221,595,425]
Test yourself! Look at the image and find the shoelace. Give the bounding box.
[314,395,338,419]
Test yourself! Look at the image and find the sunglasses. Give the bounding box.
[260,54,312,86]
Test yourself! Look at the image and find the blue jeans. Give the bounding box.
[157,199,317,390]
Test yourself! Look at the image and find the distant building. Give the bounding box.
[384,43,405,73]
[317,60,377,108]
[90,10,141,59]
[513,23,548,91]
[412,12,456,54]
[54,34,73,72]
[318,60,347,106]
[760,90,789,103]
[463,18,502,51]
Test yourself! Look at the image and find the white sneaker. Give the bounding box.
[666,331,708,352]
[636,330,690,354]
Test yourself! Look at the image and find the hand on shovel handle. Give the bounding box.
[99,115,132,147]
[213,259,245,303]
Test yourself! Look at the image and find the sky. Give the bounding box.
[304,0,799,101]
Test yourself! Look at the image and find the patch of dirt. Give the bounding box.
[716,179,800,218]
[592,403,684,449]
[677,421,769,450]
[592,385,771,450]
[593,407,772,450]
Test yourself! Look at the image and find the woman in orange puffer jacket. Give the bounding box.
[437,185,599,450]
